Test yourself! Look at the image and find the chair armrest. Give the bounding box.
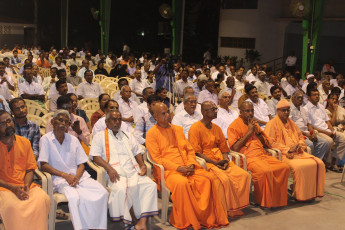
[40,171,54,199]
[34,169,48,191]
[229,151,247,171]
[196,157,207,170]
[87,160,106,188]
[146,151,170,194]
[266,148,282,161]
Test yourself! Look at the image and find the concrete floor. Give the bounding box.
[56,171,345,230]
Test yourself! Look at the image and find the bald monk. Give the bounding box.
[146,102,229,230]
[188,101,250,217]
[227,101,290,208]
[264,100,325,201]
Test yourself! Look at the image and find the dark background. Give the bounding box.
[0,0,220,63]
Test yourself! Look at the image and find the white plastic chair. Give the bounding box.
[43,161,104,230]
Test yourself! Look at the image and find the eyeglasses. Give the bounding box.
[0,118,13,127]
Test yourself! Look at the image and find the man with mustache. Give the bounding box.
[0,110,50,230]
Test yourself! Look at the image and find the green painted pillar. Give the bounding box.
[172,0,184,55]
[301,19,309,80]
[60,0,68,48]
[309,0,325,74]
[99,0,111,54]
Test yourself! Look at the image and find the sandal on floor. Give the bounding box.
[56,211,68,220]
[331,165,343,173]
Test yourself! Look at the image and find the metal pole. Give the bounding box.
[301,19,309,79]
[179,0,185,55]
[34,0,38,46]
[60,0,68,48]
[99,0,111,55]
[309,0,324,74]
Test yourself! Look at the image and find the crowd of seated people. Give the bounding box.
[0,43,344,229]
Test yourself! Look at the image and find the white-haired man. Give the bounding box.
[39,110,108,230]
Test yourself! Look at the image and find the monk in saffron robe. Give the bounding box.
[0,110,51,230]
[188,101,250,218]
[227,101,290,208]
[264,100,325,201]
[146,102,229,230]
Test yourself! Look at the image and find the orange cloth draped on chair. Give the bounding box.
[264,116,325,201]
[227,117,290,208]
[0,136,51,230]
[188,121,249,218]
[146,124,229,230]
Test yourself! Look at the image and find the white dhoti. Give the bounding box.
[56,177,108,230]
[108,172,158,224]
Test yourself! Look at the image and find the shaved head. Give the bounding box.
[201,101,213,113]
[240,101,253,111]
[201,101,218,120]
[152,102,170,128]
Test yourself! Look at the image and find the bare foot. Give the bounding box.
[134,217,147,230]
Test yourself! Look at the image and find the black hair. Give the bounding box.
[55,79,67,90]
[57,68,66,77]
[57,95,72,109]
[147,95,162,105]
[70,65,78,71]
[306,82,318,96]
[98,93,109,103]
[270,86,280,95]
[104,99,117,109]
[142,87,153,96]
[9,97,25,111]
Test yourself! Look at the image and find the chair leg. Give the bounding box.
[342,167,345,183]
[48,199,57,230]
[161,189,169,225]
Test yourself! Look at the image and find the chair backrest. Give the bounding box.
[27,114,47,127]
[78,98,98,108]
[85,110,94,122]
[94,74,108,82]
[27,104,48,117]
[105,82,119,91]
[81,101,100,111]
[103,88,116,98]
[24,99,41,108]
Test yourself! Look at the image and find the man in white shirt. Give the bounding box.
[284,75,301,97]
[90,110,158,229]
[76,70,104,100]
[39,110,108,230]
[318,79,331,104]
[219,76,242,109]
[42,67,58,92]
[246,66,258,84]
[267,75,288,98]
[118,85,138,127]
[0,63,15,100]
[304,88,345,169]
[92,100,130,135]
[234,68,246,92]
[254,71,269,95]
[113,78,140,104]
[175,86,202,114]
[213,91,239,138]
[31,65,43,85]
[51,56,67,71]
[48,69,76,99]
[0,61,15,91]
[49,79,69,112]
[18,72,45,102]
[175,68,193,98]
[211,65,228,81]
[266,86,281,118]
[129,69,150,98]
[172,93,202,138]
[9,49,22,65]
[192,74,207,98]
[245,84,272,129]
[302,74,315,93]
[67,52,81,67]
[187,67,197,82]
[134,94,160,145]
[77,59,95,79]
[198,80,218,105]
[290,90,332,159]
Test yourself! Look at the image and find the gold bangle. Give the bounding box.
[61,172,65,177]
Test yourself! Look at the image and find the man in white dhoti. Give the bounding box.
[38,110,108,230]
[90,110,158,230]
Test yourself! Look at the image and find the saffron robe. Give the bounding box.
[188,121,250,217]
[264,116,325,201]
[227,117,290,208]
[146,124,229,230]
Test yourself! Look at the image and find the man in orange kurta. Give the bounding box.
[146,102,229,230]
[264,100,325,201]
[0,110,51,230]
[188,101,249,217]
[227,101,290,208]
